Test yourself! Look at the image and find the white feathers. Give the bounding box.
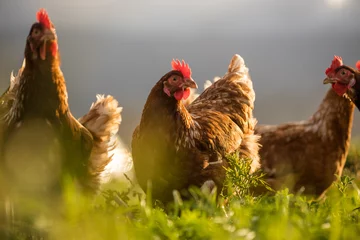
[227,54,252,88]
[92,94,123,118]
[81,94,123,136]
[78,95,133,186]
[204,76,220,90]
[227,54,249,76]
[101,137,133,183]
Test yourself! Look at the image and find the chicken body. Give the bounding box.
[255,87,354,197]
[1,60,92,206]
[0,11,122,225]
[1,67,123,197]
[132,54,260,204]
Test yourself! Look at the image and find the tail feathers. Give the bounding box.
[238,118,261,173]
[184,54,250,106]
[227,54,248,74]
[78,94,122,191]
[81,95,122,136]
[227,54,258,170]
[101,137,134,184]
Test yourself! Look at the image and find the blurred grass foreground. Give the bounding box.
[1,140,360,240]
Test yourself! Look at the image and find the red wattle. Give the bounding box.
[182,88,190,100]
[332,83,348,96]
[174,90,184,101]
[50,42,58,57]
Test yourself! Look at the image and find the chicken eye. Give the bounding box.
[340,70,346,76]
[32,29,41,37]
[172,77,177,82]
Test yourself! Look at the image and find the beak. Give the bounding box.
[42,28,56,41]
[183,78,198,89]
[323,77,337,84]
[39,30,56,61]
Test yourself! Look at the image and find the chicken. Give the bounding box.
[323,58,360,111]
[1,71,123,195]
[0,8,94,199]
[0,73,123,229]
[0,9,124,217]
[132,54,260,204]
[254,56,355,197]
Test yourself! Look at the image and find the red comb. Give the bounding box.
[325,55,343,77]
[36,8,51,29]
[171,59,192,79]
[356,60,360,71]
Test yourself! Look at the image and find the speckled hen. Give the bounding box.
[254,56,355,197]
[132,55,260,204]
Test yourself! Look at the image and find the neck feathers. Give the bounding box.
[7,55,68,122]
[311,89,354,141]
[140,81,193,134]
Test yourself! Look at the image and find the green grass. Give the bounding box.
[3,143,360,240]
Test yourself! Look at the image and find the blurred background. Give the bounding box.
[0,0,359,144]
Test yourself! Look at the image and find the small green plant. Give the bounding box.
[221,154,272,203]
[335,175,354,195]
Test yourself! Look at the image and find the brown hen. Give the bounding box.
[132,54,260,204]
[0,10,122,224]
[254,56,355,197]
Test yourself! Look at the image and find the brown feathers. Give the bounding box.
[187,55,259,172]
[255,89,354,196]
[132,54,260,203]
[0,10,120,205]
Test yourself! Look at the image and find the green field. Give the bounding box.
[3,141,360,240]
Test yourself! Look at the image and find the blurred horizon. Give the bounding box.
[1,0,360,144]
